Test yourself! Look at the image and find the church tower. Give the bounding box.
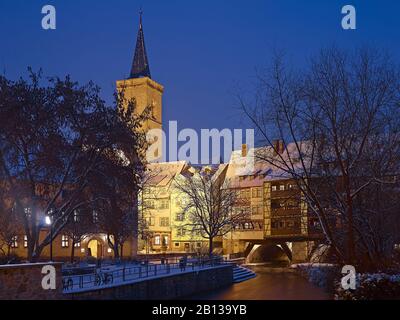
[116,12,164,138]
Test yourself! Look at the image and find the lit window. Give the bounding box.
[177,228,185,237]
[73,210,80,222]
[74,241,81,247]
[154,235,161,245]
[11,236,18,248]
[107,248,112,253]
[158,199,170,210]
[272,185,277,191]
[92,211,99,223]
[24,235,28,248]
[147,217,155,226]
[279,185,285,191]
[61,235,69,248]
[163,236,169,245]
[24,207,32,218]
[287,221,294,228]
[160,217,169,227]
[146,200,155,209]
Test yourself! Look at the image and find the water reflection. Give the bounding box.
[188,265,332,300]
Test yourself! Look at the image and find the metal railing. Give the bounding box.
[62,257,227,292]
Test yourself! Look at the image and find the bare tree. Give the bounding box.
[174,168,250,257]
[240,47,400,270]
[88,92,150,260]
[64,207,96,263]
[0,185,22,259]
[0,71,149,261]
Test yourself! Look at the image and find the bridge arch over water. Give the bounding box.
[244,241,310,264]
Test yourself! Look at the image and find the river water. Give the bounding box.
[189,265,332,300]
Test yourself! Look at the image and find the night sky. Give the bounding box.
[1,0,399,148]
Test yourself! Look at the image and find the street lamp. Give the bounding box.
[45,214,53,261]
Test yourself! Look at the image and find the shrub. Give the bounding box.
[292,263,340,291]
[335,273,400,300]
[0,254,22,265]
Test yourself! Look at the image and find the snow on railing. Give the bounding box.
[62,257,229,293]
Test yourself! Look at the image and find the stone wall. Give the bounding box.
[0,262,63,300]
[67,265,233,300]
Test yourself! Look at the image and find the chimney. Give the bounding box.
[279,140,285,154]
[241,144,248,157]
[273,140,285,155]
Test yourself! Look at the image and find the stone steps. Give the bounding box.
[232,265,256,283]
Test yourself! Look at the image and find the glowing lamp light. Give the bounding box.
[45,216,52,225]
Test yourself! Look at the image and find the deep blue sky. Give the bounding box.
[1,0,399,140]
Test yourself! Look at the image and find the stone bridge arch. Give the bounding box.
[246,243,292,264]
[244,241,309,264]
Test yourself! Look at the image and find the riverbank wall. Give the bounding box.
[66,264,233,300]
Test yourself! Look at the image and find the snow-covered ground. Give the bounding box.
[62,261,231,294]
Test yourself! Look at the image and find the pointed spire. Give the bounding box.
[130,10,151,79]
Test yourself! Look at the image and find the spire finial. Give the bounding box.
[139,7,143,27]
[129,9,151,79]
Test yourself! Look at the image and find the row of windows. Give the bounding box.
[154,235,169,246]
[238,187,263,199]
[271,184,297,191]
[145,199,170,210]
[234,221,263,230]
[271,200,300,210]
[238,175,267,182]
[21,208,100,224]
[10,235,79,248]
[271,220,300,229]
[251,205,263,215]
[236,183,298,200]
[147,215,188,226]
[174,242,202,248]
[147,217,170,227]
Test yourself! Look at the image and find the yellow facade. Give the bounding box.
[3,230,135,262]
[116,77,164,161]
[116,77,163,132]
[139,162,209,254]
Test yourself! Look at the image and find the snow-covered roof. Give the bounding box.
[225,142,311,187]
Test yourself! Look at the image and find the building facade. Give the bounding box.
[139,161,210,254]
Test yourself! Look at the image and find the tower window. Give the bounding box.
[61,235,69,248]
[11,236,18,248]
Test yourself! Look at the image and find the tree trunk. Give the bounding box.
[345,177,356,265]
[27,241,35,262]
[70,239,75,263]
[113,242,120,259]
[208,237,213,258]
